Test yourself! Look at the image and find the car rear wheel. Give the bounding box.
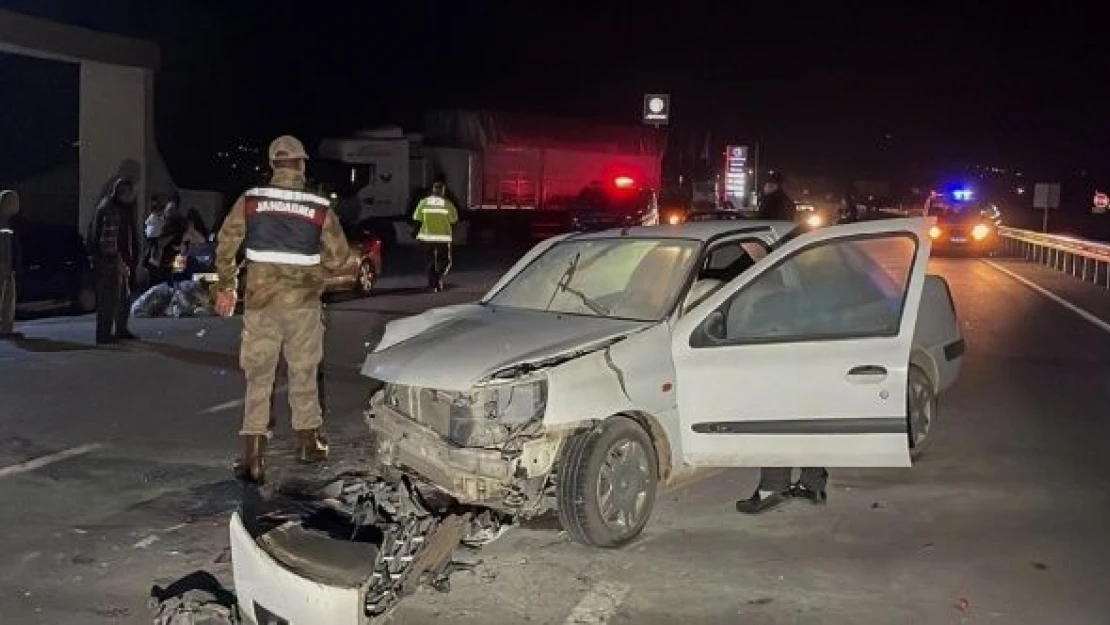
[357,259,376,296]
[907,365,937,459]
[556,416,658,548]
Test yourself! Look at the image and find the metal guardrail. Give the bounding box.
[998,227,1110,288]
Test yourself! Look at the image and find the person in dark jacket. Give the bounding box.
[87,177,140,344]
[757,170,796,221]
[0,190,22,339]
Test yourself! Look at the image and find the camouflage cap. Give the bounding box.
[268,135,309,161]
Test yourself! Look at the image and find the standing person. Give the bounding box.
[213,135,349,484]
[412,181,457,292]
[87,178,140,345]
[0,190,22,340]
[757,170,796,222]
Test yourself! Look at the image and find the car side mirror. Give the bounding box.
[703,310,727,343]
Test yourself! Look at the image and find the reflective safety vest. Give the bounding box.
[243,186,331,265]
[413,195,457,243]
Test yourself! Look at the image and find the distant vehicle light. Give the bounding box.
[613,176,635,189]
[805,213,824,228]
[971,224,991,240]
[667,213,683,225]
[929,225,942,239]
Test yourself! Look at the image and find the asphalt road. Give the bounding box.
[2,252,1110,624]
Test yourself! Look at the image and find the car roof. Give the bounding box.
[565,220,798,242]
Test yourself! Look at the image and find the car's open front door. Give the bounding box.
[670,217,932,468]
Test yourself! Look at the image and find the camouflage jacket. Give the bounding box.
[215,170,349,310]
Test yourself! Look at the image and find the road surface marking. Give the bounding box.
[984,260,1110,335]
[0,443,104,479]
[200,384,288,414]
[563,580,631,625]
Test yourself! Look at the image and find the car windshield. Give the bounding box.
[486,237,701,321]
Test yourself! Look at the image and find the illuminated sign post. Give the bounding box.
[723,145,749,208]
[1093,190,1108,214]
[642,94,670,126]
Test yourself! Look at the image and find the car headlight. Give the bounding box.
[667,213,683,225]
[805,213,824,228]
[929,225,942,239]
[971,224,991,240]
[479,379,548,425]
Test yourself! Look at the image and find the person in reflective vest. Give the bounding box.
[213,134,350,484]
[412,181,458,292]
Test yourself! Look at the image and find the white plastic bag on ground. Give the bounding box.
[131,283,175,317]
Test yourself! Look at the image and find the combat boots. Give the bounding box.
[233,435,267,484]
[294,429,329,464]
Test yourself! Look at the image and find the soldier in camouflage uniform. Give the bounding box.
[214,135,349,484]
[0,190,21,339]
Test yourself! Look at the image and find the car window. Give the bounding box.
[487,237,700,321]
[697,234,916,345]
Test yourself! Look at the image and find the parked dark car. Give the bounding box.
[13,219,95,316]
[188,220,383,298]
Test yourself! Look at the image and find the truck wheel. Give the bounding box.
[907,365,937,459]
[556,416,658,548]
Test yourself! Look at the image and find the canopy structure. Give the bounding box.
[0,9,169,229]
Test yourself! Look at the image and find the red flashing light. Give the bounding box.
[613,176,635,189]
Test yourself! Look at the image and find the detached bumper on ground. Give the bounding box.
[230,511,366,625]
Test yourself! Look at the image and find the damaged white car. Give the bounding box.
[361,216,962,547]
[230,217,963,624]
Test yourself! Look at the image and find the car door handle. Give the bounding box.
[846,365,887,382]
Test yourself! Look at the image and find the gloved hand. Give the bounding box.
[215,289,238,317]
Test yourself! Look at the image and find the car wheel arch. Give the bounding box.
[909,347,939,392]
[561,411,673,484]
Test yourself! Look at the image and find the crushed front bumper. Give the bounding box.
[371,400,516,505]
[369,395,560,509]
[230,511,367,625]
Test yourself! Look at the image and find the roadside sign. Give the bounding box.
[1093,191,1108,213]
[1034,182,1061,232]
[642,94,670,125]
[1033,183,1060,209]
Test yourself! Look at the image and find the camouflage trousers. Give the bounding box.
[238,307,325,435]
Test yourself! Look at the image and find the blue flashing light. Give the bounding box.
[952,189,974,201]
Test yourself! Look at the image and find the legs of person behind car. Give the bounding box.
[736,467,828,514]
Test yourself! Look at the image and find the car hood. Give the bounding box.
[360,304,652,391]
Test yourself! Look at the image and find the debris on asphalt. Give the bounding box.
[134,535,160,549]
[196,329,207,338]
[748,597,773,605]
[150,571,240,625]
[955,597,970,612]
[1032,561,1048,570]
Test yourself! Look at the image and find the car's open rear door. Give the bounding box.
[670,217,932,468]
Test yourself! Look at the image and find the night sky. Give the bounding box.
[1,1,1107,189]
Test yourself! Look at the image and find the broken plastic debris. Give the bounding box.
[133,535,159,549]
[196,329,207,338]
[955,598,970,612]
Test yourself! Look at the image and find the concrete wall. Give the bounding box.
[79,62,152,232]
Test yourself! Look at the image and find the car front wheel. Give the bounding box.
[556,416,658,548]
[907,365,937,459]
[357,259,376,296]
